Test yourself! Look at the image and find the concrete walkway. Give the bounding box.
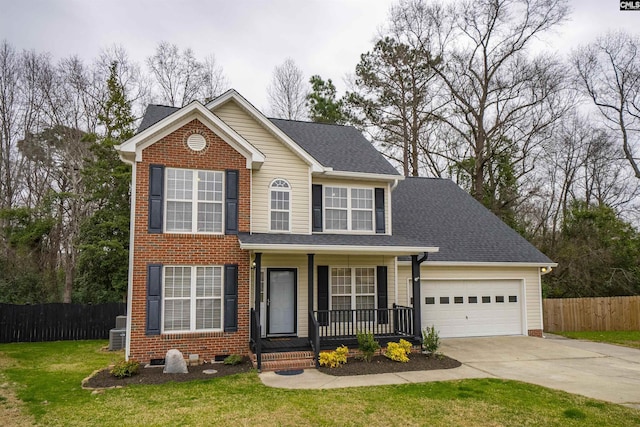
[259,335,640,408]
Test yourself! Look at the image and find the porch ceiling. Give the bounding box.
[238,232,439,255]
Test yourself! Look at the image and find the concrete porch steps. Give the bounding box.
[251,350,316,372]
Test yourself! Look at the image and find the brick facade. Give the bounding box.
[528,329,543,338]
[129,119,251,363]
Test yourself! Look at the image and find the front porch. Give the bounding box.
[250,305,419,370]
[247,248,433,371]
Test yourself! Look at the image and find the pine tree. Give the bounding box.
[75,62,133,302]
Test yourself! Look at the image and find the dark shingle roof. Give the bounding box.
[137,104,179,133]
[393,177,552,263]
[136,105,399,176]
[270,119,400,175]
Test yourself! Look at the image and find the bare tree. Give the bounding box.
[573,31,640,179]
[201,54,229,103]
[0,40,21,213]
[267,58,307,120]
[147,41,228,107]
[388,0,571,214]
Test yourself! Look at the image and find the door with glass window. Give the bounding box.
[266,268,297,336]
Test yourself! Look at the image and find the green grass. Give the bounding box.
[1,341,640,426]
[553,330,640,349]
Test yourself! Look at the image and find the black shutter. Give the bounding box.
[312,184,323,232]
[148,165,164,233]
[375,187,385,234]
[225,170,239,235]
[224,264,238,332]
[376,266,388,324]
[146,264,162,335]
[317,265,329,326]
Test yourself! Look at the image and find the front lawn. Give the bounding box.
[1,341,639,426]
[553,331,640,349]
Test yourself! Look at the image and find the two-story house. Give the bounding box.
[116,90,554,369]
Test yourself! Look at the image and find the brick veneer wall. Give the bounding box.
[129,119,251,363]
[528,329,543,338]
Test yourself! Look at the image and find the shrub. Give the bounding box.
[422,325,440,354]
[319,345,349,368]
[385,340,412,363]
[356,331,380,362]
[110,359,139,378]
[223,354,243,365]
[398,339,413,354]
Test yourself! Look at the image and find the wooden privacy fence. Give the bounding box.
[0,302,126,343]
[543,296,640,332]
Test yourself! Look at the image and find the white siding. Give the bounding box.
[397,264,543,332]
[214,101,310,234]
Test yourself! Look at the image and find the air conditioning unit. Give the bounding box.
[109,328,126,351]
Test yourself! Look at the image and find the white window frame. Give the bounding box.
[269,178,291,232]
[162,265,224,333]
[323,186,375,232]
[165,167,224,234]
[329,267,377,322]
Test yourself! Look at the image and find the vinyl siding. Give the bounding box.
[213,101,311,234]
[396,264,543,332]
[313,177,391,235]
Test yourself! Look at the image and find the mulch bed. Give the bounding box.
[83,359,254,389]
[317,353,461,376]
[84,353,462,388]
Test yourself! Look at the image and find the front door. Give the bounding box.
[267,268,297,336]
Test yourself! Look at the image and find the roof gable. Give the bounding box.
[393,177,553,264]
[116,101,265,168]
[207,90,325,173]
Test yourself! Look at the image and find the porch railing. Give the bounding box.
[308,311,320,368]
[250,308,262,371]
[312,305,414,339]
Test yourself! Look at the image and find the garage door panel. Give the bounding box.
[421,279,522,338]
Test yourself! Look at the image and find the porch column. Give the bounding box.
[411,253,428,342]
[307,254,315,313]
[254,253,262,317]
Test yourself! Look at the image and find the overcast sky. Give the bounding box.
[1,0,639,112]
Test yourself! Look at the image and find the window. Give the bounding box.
[269,179,290,231]
[324,186,374,231]
[496,295,505,303]
[425,297,435,305]
[440,297,450,304]
[509,295,518,303]
[330,267,376,321]
[482,296,491,303]
[468,296,478,303]
[166,168,223,233]
[454,296,464,304]
[163,266,223,332]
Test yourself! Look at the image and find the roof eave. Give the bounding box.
[239,242,439,255]
[317,169,404,182]
[397,260,558,268]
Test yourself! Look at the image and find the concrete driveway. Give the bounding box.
[441,335,640,408]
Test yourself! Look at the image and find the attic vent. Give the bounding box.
[187,133,207,151]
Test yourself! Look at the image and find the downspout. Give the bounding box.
[411,252,429,343]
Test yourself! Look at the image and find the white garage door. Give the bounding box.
[421,280,523,338]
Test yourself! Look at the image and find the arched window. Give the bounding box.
[270,179,291,231]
